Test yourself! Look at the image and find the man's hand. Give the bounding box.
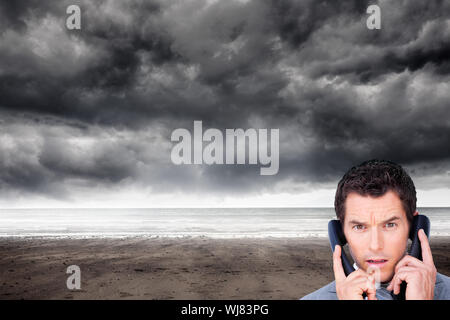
[387,229,437,300]
[333,245,377,300]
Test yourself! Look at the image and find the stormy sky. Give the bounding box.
[0,0,449,207]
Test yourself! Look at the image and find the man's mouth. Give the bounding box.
[366,259,388,267]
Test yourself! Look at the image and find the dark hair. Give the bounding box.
[335,159,416,225]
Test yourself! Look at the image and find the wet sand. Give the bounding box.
[1,237,449,299]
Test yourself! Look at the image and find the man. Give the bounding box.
[302,159,450,300]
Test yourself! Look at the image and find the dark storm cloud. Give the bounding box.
[0,0,58,31]
[269,0,371,48]
[0,0,449,201]
[285,1,450,83]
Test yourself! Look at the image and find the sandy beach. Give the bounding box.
[1,237,449,299]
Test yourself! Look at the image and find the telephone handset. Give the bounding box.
[328,214,431,300]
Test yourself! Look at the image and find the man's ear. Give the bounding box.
[413,211,419,216]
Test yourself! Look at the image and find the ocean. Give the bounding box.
[0,208,449,238]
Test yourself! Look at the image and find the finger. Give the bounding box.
[395,255,423,274]
[366,291,378,300]
[352,276,377,300]
[418,229,434,266]
[395,265,418,288]
[366,266,381,286]
[366,275,377,300]
[387,276,396,291]
[396,266,418,273]
[387,273,400,293]
[393,277,402,295]
[353,277,374,300]
[346,268,369,281]
[389,274,402,295]
[333,245,346,283]
[392,271,411,295]
[388,267,415,293]
[366,280,378,301]
[386,276,396,291]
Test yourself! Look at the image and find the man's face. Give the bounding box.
[343,190,413,282]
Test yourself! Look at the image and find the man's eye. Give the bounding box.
[352,225,365,231]
[385,222,397,228]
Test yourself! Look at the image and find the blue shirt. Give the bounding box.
[301,272,450,300]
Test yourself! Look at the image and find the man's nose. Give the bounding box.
[369,227,383,251]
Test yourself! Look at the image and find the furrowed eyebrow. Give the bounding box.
[380,216,400,224]
[348,216,401,226]
[348,219,367,225]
